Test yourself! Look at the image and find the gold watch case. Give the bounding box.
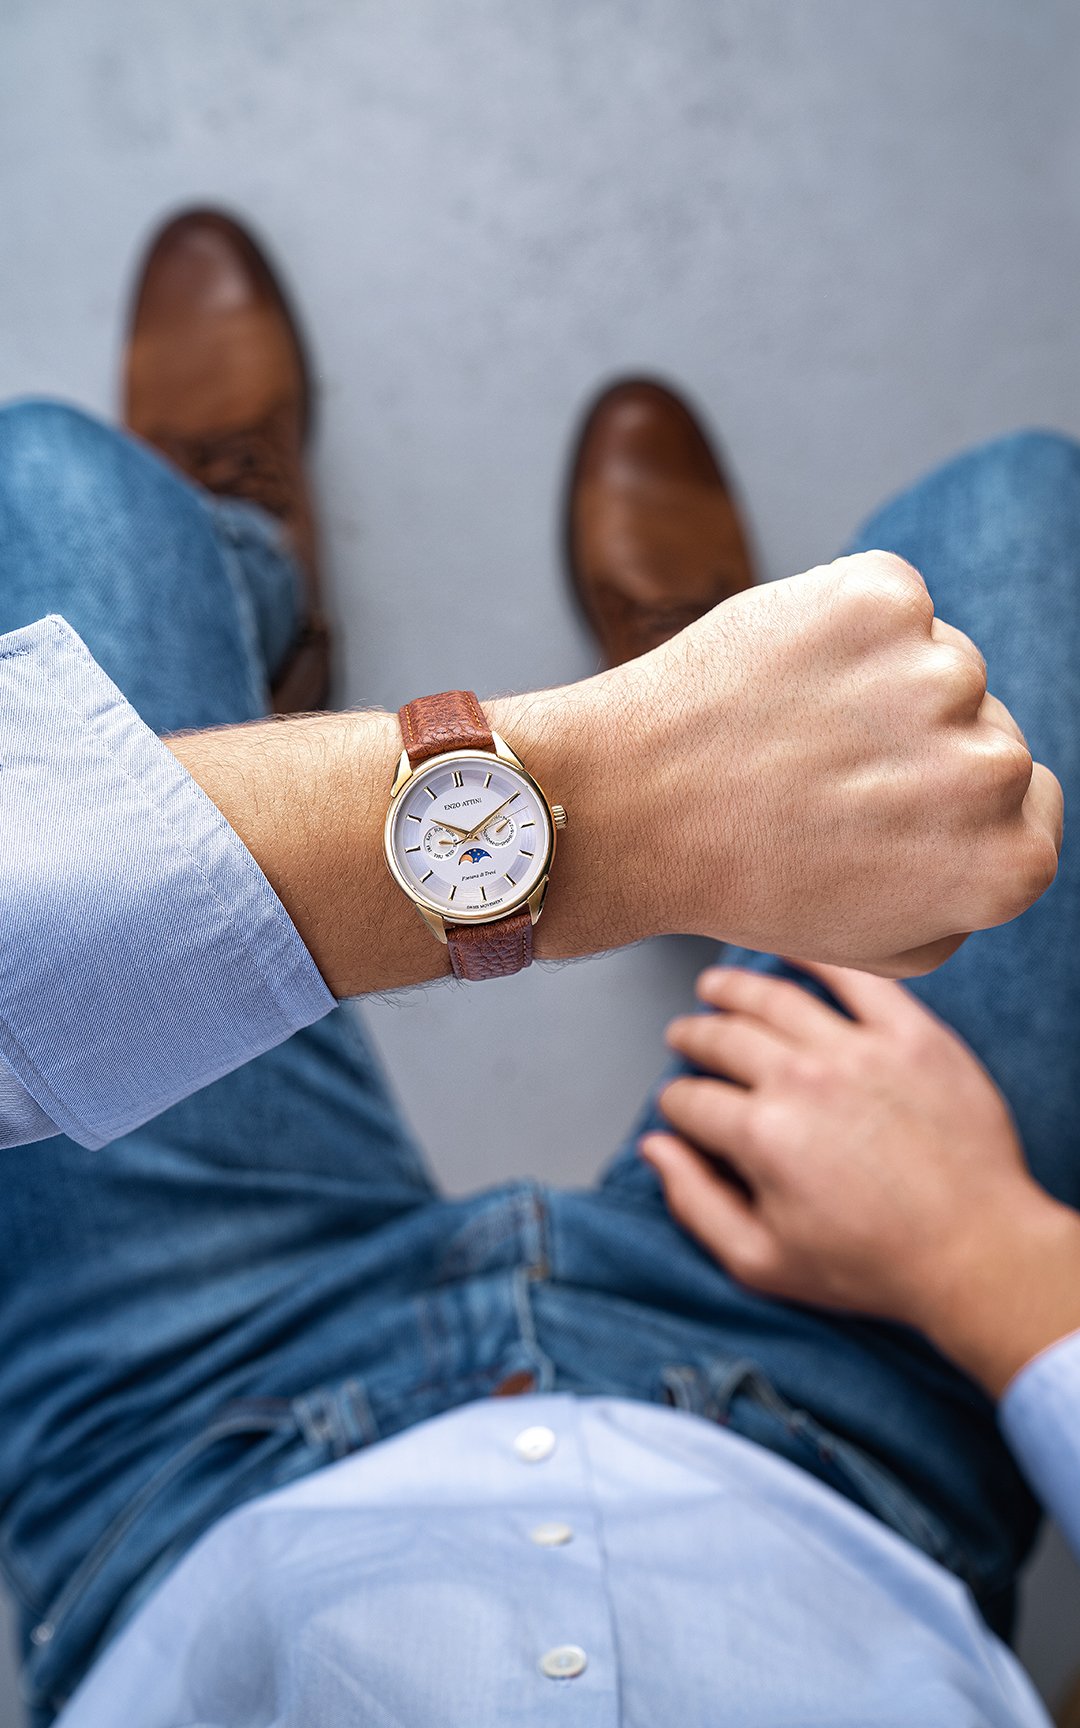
[383,731,566,945]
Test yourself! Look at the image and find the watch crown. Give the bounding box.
[552,804,568,830]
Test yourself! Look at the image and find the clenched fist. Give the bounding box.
[600,550,1062,973]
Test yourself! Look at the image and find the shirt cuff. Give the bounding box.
[0,616,334,1149]
[999,1326,1080,1559]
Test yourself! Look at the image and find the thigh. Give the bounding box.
[0,1007,433,1370]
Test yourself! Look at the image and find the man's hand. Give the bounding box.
[643,964,1080,1397]
[608,550,1062,975]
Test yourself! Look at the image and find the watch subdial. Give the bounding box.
[423,824,459,860]
[482,812,517,848]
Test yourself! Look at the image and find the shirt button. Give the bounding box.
[513,1424,556,1463]
[530,1521,574,1547]
[540,1644,588,1680]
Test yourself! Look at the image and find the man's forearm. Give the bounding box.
[166,672,651,997]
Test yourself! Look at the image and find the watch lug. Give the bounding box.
[390,748,413,799]
[491,730,525,771]
[416,906,449,945]
[527,877,549,924]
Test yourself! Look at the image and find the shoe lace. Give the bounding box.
[154,404,298,518]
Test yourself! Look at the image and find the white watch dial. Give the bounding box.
[388,752,552,920]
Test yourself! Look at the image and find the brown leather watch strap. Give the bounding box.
[446,909,534,980]
[399,689,494,767]
[396,690,535,982]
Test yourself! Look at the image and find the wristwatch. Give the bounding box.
[383,689,567,980]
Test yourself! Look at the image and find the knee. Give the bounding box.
[0,399,122,521]
[949,428,1080,513]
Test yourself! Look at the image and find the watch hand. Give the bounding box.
[461,796,514,844]
[431,818,470,839]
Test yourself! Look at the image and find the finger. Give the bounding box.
[640,1133,775,1281]
[665,1013,789,1087]
[657,1074,755,1154]
[781,958,934,1026]
[696,966,849,1046]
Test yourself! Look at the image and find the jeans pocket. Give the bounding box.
[661,1356,970,1583]
[22,1399,315,1716]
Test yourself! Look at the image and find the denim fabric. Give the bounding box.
[0,401,1075,1719]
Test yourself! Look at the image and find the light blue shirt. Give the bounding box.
[0,617,332,1149]
[58,1374,1076,1728]
[0,619,1074,1727]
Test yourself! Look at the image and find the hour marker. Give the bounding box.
[407,813,421,822]
[520,821,535,829]
[480,886,487,903]
[504,871,516,883]
[520,851,534,860]
[449,886,457,902]
[484,771,492,788]
[420,870,433,883]
[452,770,464,788]
[406,846,421,854]
[425,787,437,800]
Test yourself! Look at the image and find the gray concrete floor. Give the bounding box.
[2,1,1080,1721]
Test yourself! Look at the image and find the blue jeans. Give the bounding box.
[0,402,1076,1721]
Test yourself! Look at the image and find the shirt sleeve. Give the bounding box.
[999,1327,1080,1559]
[0,615,334,1150]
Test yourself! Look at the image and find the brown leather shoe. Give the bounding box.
[122,208,330,712]
[566,378,756,668]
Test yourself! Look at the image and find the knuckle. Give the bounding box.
[846,550,933,624]
[983,737,1034,803]
[935,644,987,709]
[747,1096,794,1156]
[788,1051,829,1091]
[983,832,1058,922]
[1021,831,1060,901]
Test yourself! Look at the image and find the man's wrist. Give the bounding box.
[915,1188,1080,1399]
[486,670,653,959]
